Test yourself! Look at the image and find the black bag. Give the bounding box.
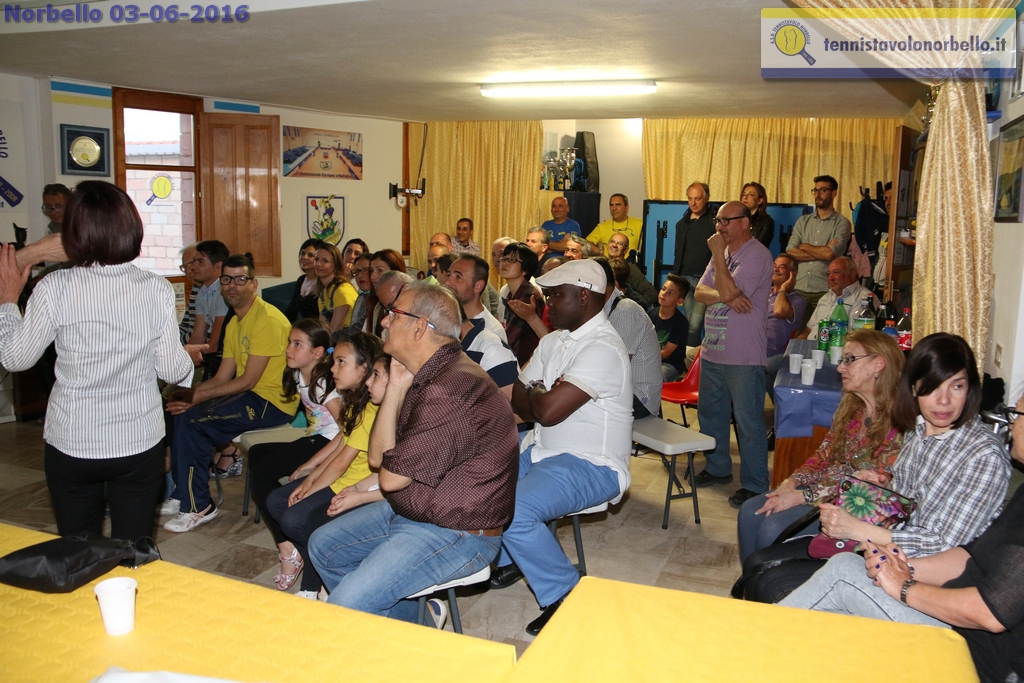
[0,534,161,593]
[731,508,824,603]
[573,131,599,192]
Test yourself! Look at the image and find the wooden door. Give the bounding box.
[199,113,281,276]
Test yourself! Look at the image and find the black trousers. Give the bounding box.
[248,435,330,545]
[44,441,165,542]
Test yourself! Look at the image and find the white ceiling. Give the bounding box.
[0,0,926,121]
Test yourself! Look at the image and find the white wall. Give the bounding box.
[0,72,404,291]
[541,118,645,223]
[252,104,403,289]
[988,97,1024,403]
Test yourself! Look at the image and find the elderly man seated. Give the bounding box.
[489,259,633,636]
[308,282,518,625]
[797,256,874,338]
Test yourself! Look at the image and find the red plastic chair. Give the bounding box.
[661,348,702,428]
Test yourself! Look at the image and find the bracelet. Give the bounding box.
[900,579,917,604]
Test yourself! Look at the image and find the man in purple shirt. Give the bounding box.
[693,201,774,509]
[308,282,518,626]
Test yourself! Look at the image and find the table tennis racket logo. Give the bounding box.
[771,20,816,65]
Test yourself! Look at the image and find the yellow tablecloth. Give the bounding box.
[509,576,978,683]
[0,524,515,683]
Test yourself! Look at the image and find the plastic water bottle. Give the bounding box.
[882,319,898,338]
[829,297,848,351]
[850,297,876,331]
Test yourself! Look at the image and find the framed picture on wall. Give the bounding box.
[994,113,1024,222]
[59,124,110,177]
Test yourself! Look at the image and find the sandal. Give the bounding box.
[212,446,242,477]
[273,548,304,591]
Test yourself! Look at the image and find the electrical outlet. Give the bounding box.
[397,195,407,208]
[995,343,1003,367]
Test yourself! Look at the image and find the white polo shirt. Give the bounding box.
[519,311,633,503]
[473,307,508,344]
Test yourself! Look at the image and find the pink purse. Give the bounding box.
[808,475,916,559]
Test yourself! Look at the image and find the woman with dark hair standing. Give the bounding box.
[498,241,545,365]
[365,249,406,335]
[284,238,323,322]
[0,180,193,541]
[340,238,368,283]
[741,181,774,250]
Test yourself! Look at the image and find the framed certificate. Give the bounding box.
[59,124,110,177]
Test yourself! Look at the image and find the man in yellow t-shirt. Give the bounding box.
[587,193,643,257]
[164,254,298,533]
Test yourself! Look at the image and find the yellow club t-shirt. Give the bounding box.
[329,402,378,493]
[588,217,643,254]
[319,281,358,327]
[222,296,298,417]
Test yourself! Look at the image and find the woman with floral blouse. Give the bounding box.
[738,330,905,561]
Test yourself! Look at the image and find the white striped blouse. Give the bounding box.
[0,263,194,459]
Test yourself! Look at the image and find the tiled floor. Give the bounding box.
[0,402,772,656]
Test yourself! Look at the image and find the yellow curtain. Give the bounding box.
[641,117,898,216]
[407,121,543,280]
[791,0,1011,369]
[912,80,992,362]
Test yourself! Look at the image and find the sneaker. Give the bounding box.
[728,488,760,509]
[295,590,319,600]
[158,498,180,516]
[163,504,218,532]
[692,470,733,488]
[427,598,448,630]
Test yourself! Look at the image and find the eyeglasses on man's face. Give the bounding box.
[219,275,254,287]
[387,306,436,330]
[811,187,833,196]
[41,203,65,213]
[712,215,745,227]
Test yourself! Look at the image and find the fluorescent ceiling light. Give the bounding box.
[480,80,657,98]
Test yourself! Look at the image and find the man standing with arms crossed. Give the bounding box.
[787,175,852,324]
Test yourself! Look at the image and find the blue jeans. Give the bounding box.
[171,391,291,513]
[697,359,769,493]
[496,447,621,608]
[680,274,706,347]
[764,354,784,404]
[737,494,820,563]
[308,500,501,622]
[780,553,949,628]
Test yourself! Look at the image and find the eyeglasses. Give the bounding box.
[219,275,254,286]
[838,353,876,366]
[387,306,436,330]
[353,267,371,275]
[41,203,65,213]
[811,188,833,195]
[497,256,521,264]
[712,215,746,227]
[179,257,204,272]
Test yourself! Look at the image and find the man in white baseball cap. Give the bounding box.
[488,258,633,636]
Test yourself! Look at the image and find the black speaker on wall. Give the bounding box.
[573,131,599,193]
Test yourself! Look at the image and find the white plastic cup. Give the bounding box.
[811,349,826,369]
[829,345,844,365]
[788,353,804,373]
[94,577,137,636]
[800,360,816,385]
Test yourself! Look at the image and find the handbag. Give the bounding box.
[807,475,915,559]
[0,534,161,593]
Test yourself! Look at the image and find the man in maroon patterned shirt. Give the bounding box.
[308,281,518,626]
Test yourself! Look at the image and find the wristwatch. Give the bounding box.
[524,380,545,393]
[900,578,917,604]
